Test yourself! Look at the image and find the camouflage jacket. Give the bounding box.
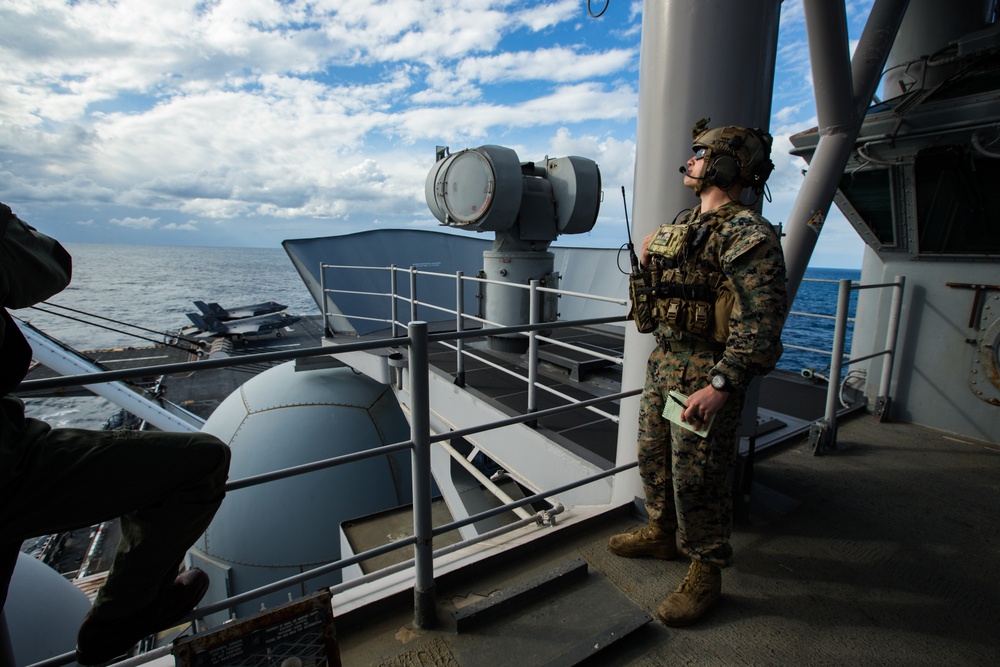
[651,201,787,388]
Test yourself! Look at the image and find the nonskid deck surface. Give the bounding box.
[336,414,1000,666]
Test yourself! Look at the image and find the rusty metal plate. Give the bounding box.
[173,590,340,667]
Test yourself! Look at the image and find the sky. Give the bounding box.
[1,0,875,268]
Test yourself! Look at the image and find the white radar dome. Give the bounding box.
[191,361,412,623]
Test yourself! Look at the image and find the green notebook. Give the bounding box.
[661,390,714,438]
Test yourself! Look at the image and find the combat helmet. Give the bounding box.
[691,118,774,193]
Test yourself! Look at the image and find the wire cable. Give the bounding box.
[39,300,203,344]
[587,0,610,18]
[26,305,201,354]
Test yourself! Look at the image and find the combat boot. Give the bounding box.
[656,559,722,627]
[607,523,677,559]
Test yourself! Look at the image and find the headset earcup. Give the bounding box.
[708,155,738,189]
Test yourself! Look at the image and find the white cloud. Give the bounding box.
[453,47,635,85]
[110,216,159,229]
[514,0,579,32]
[163,221,200,232]
[0,0,876,268]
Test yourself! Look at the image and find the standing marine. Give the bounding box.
[611,119,788,626]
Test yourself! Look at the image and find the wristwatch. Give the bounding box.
[711,373,735,393]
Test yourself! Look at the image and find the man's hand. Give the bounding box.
[681,383,730,429]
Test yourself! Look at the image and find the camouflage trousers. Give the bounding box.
[637,344,745,566]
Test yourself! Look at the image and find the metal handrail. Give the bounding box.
[783,277,859,363]
[809,276,905,450]
[21,313,636,667]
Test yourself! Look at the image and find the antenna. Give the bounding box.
[622,186,640,272]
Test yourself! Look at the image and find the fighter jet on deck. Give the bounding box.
[194,300,287,320]
[185,311,301,339]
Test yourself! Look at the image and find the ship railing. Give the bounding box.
[785,276,905,452]
[320,262,630,422]
[19,318,638,667]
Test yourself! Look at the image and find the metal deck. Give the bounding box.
[334,414,1000,666]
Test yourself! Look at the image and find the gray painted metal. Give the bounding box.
[284,230,489,336]
[790,0,1000,442]
[614,0,782,505]
[194,361,413,623]
[782,0,907,304]
[407,322,436,630]
[283,229,630,336]
[854,257,1000,442]
[482,251,556,349]
[16,320,203,432]
[4,553,90,667]
[883,0,994,99]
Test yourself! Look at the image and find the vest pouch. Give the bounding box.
[628,270,655,334]
[687,299,712,336]
[664,297,684,329]
[646,224,692,260]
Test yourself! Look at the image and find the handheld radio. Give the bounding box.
[623,187,654,333]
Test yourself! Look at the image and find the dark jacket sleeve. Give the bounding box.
[1,202,73,310]
[1,202,74,400]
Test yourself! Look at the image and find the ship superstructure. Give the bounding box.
[4,1,999,666]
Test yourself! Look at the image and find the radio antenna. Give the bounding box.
[622,186,640,272]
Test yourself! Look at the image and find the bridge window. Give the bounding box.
[915,146,1000,256]
[838,168,895,246]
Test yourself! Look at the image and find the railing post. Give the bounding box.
[408,321,436,629]
[455,271,466,387]
[319,262,331,337]
[409,266,418,325]
[810,278,851,454]
[527,279,540,426]
[390,265,399,337]
[874,275,905,422]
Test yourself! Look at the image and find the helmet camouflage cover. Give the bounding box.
[691,117,774,191]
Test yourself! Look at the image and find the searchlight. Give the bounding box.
[425,145,602,351]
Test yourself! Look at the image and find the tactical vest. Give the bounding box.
[629,213,738,344]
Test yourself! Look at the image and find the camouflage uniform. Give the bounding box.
[638,201,786,566]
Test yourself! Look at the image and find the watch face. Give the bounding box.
[712,374,727,390]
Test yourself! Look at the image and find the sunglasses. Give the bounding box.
[694,148,708,160]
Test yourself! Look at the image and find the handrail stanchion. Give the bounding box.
[319,262,330,337]
[408,321,436,629]
[527,279,539,426]
[875,275,905,422]
[409,266,418,325]
[390,264,399,337]
[455,271,466,387]
[811,278,852,453]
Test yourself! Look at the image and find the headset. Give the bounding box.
[692,121,774,193]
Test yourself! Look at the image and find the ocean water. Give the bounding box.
[18,243,318,429]
[15,243,858,429]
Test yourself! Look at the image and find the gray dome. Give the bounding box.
[5,552,91,666]
[193,362,412,619]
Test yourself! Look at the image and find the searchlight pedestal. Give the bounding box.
[425,145,601,352]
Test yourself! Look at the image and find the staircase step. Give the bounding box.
[452,558,589,632]
[448,558,652,667]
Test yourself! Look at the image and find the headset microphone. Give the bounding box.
[679,166,687,174]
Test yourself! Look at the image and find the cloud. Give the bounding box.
[514,0,580,32]
[0,0,877,268]
[162,220,200,232]
[110,216,160,229]
[452,47,635,85]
